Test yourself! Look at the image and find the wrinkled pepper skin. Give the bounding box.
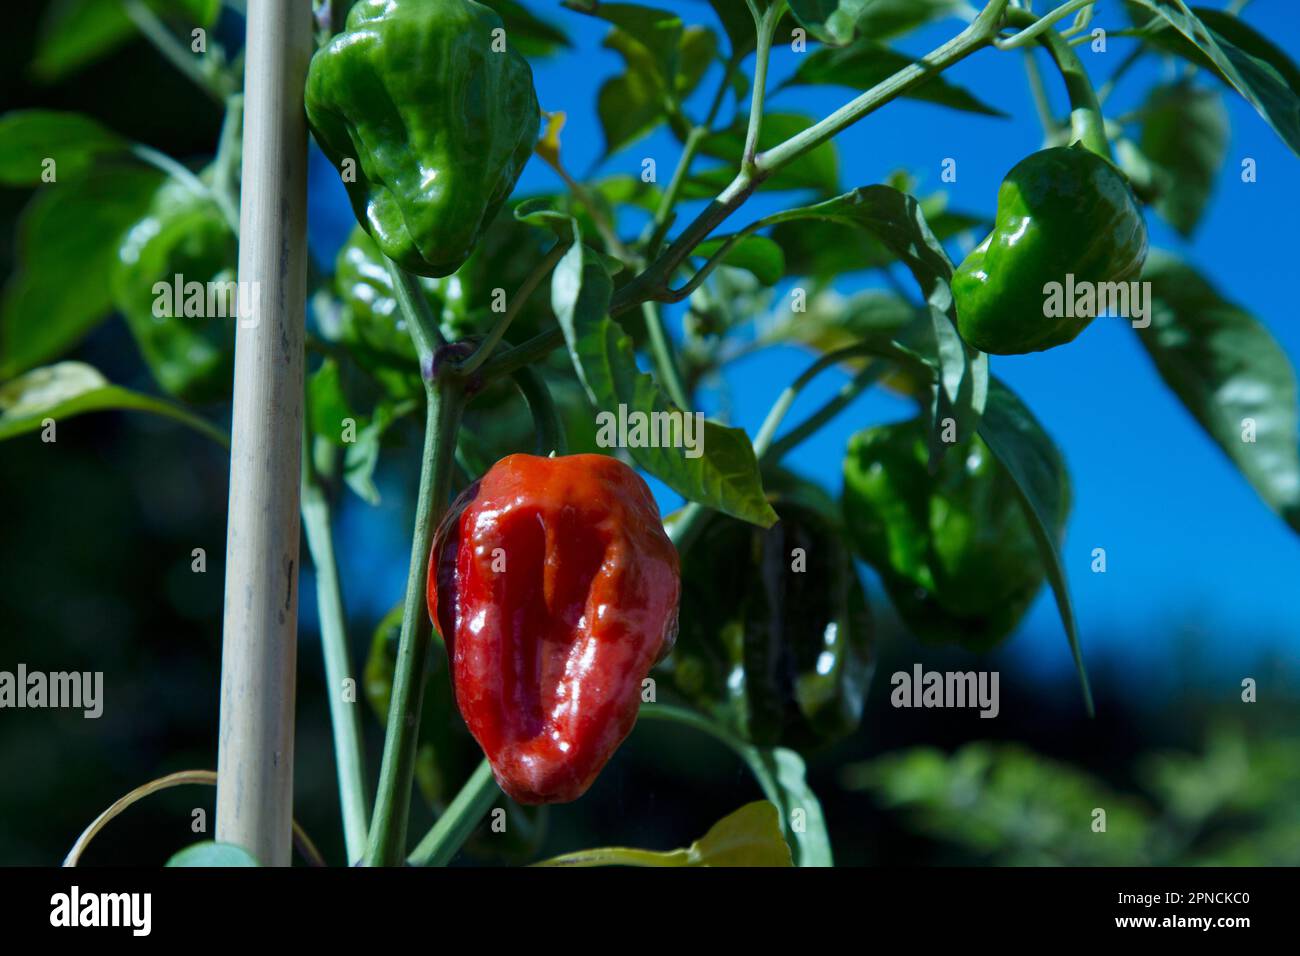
[305,0,540,277]
[953,146,1148,355]
[429,454,681,804]
[112,175,237,402]
[843,419,1067,651]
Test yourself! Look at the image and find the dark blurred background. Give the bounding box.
[2,0,1298,866]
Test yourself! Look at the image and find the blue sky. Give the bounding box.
[306,1,1300,678]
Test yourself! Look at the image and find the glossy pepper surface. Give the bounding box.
[112,174,237,402]
[953,146,1148,355]
[305,0,540,278]
[842,417,1067,651]
[429,454,680,804]
[667,474,873,750]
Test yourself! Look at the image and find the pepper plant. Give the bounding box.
[3,0,1299,868]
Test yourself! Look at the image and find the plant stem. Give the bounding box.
[995,0,1096,50]
[479,326,566,380]
[364,381,464,866]
[512,365,567,455]
[1097,44,1145,105]
[491,2,1016,380]
[638,704,782,810]
[752,344,882,458]
[665,501,710,553]
[756,0,1010,174]
[1005,8,1110,158]
[129,144,210,199]
[386,260,447,357]
[765,363,888,462]
[300,445,370,864]
[645,125,707,256]
[642,301,691,408]
[459,240,569,377]
[211,93,244,233]
[742,2,784,172]
[407,759,500,866]
[124,0,230,101]
[1022,48,1058,141]
[539,151,630,262]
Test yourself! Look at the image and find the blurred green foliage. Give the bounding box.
[843,724,1300,866]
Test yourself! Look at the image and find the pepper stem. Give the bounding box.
[1005,8,1111,160]
[364,377,465,866]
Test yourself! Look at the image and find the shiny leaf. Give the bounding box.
[1137,252,1300,533]
[1137,82,1229,236]
[552,243,776,527]
[0,361,227,445]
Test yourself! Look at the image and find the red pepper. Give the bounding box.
[428,454,681,804]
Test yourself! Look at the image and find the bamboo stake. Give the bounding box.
[215,0,312,867]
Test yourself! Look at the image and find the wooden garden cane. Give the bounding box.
[215,0,312,866]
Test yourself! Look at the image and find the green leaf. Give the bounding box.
[786,0,965,46]
[31,0,222,82]
[636,704,829,865]
[676,26,718,98]
[692,234,786,285]
[707,0,798,58]
[1129,1,1300,156]
[1137,82,1229,236]
[166,841,260,867]
[1,167,163,378]
[976,379,1091,714]
[787,0,870,45]
[307,357,408,505]
[552,244,776,527]
[695,112,839,195]
[757,748,833,866]
[850,0,966,42]
[591,8,712,155]
[534,800,793,866]
[597,64,667,157]
[31,0,134,83]
[783,41,1007,117]
[1137,252,1300,533]
[763,185,984,457]
[0,361,228,446]
[0,111,125,186]
[842,743,1151,865]
[481,0,571,58]
[568,2,684,80]
[764,186,952,285]
[112,173,238,402]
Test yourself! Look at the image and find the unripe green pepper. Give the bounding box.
[305,0,540,278]
[112,176,237,402]
[953,146,1148,355]
[842,419,1067,651]
[333,224,464,362]
[667,473,874,750]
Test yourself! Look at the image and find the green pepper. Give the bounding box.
[306,0,540,278]
[842,418,1067,651]
[331,224,465,397]
[112,175,237,402]
[952,146,1148,355]
[666,473,874,750]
